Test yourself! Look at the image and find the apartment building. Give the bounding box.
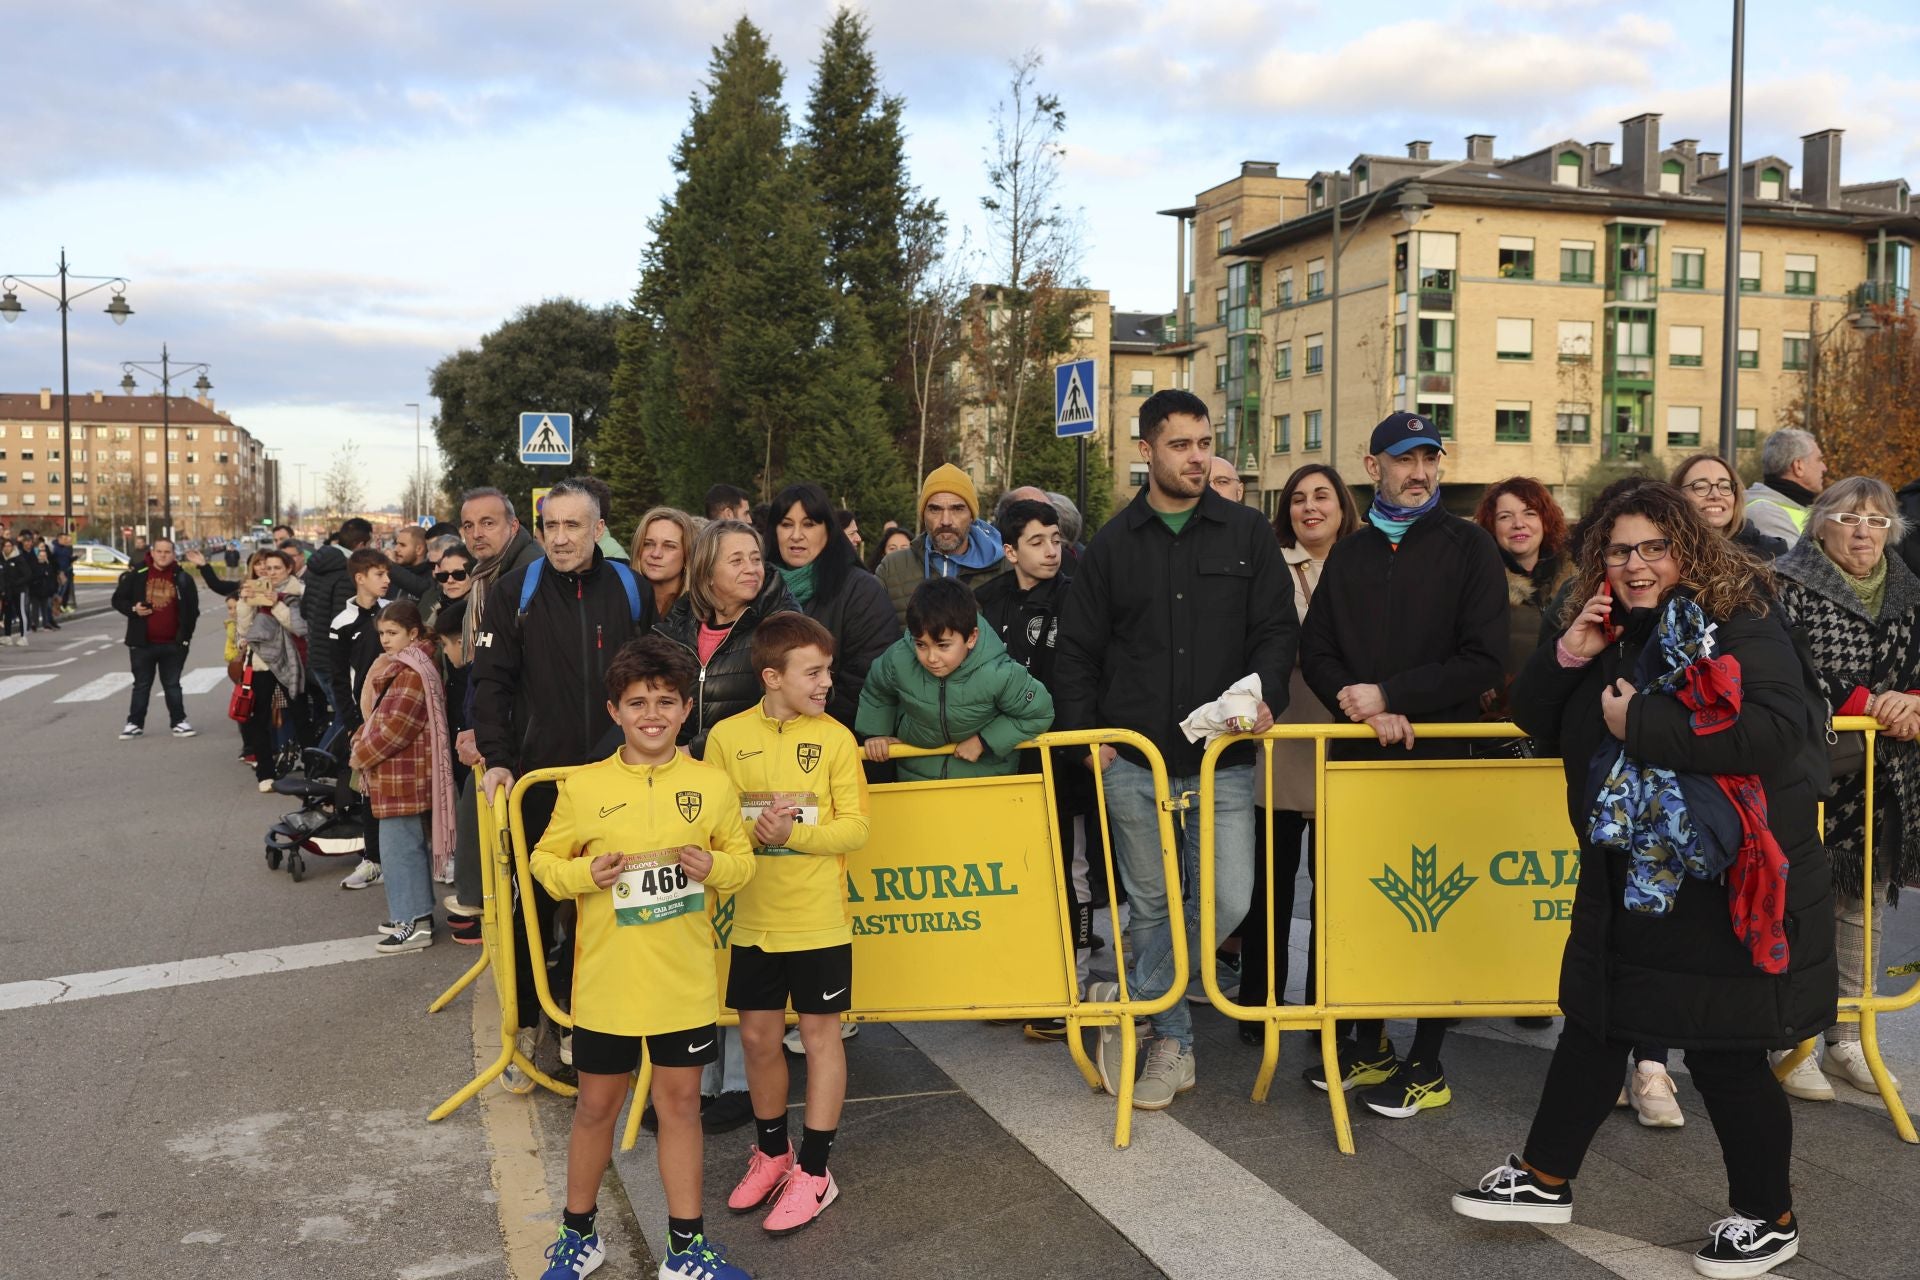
[1162,116,1917,516]
[1106,308,1186,509]
[0,388,271,537]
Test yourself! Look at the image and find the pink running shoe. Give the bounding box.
[762,1167,838,1236]
[727,1145,793,1212]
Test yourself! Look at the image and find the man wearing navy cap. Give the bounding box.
[1298,410,1509,1118]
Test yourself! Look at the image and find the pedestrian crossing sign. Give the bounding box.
[519,412,573,465]
[1054,359,1096,438]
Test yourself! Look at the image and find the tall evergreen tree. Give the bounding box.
[787,300,914,532]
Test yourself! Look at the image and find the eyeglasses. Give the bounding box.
[433,567,471,582]
[1602,538,1672,566]
[1682,479,1736,498]
[1828,512,1893,530]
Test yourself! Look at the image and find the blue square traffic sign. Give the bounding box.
[519,412,573,465]
[1054,359,1096,438]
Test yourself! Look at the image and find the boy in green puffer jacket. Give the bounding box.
[855,577,1054,781]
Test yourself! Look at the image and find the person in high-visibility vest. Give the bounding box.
[1742,427,1829,546]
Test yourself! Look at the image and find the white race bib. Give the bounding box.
[739,790,821,829]
[611,852,704,927]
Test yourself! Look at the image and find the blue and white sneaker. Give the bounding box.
[541,1226,604,1279]
[659,1233,752,1279]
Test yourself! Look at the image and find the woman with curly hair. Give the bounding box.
[1474,476,1571,705]
[1452,482,1834,1279]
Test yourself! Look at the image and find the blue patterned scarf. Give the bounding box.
[1586,595,1738,913]
[1366,488,1441,544]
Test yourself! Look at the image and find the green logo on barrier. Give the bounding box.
[711,892,736,949]
[1372,844,1477,933]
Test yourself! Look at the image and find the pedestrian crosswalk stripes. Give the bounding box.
[11,666,231,704]
[0,674,58,702]
[179,666,229,694]
[54,672,135,703]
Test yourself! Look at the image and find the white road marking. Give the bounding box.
[0,657,77,671]
[0,674,58,702]
[0,936,385,1012]
[54,671,134,703]
[180,665,229,694]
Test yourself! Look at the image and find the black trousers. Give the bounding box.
[1240,809,1314,1006]
[1523,1015,1793,1220]
[512,785,574,1031]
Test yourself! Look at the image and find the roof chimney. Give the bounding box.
[1465,133,1495,163]
[1589,140,1613,171]
[1241,160,1278,178]
[1802,129,1843,209]
[1673,138,1698,157]
[1620,113,1661,193]
[1699,151,1722,176]
[89,389,103,404]
[39,388,51,410]
[1406,140,1431,161]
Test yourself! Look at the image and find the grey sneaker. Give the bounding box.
[1627,1062,1685,1128]
[120,722,143,739]
[1086,980,1123,1096]
[501,1027,536,1095]
[1133,1036,1196,1110]
[170,721,196,737]
[340,858,383,890]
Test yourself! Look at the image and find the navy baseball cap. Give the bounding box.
[1369,410,1446,457]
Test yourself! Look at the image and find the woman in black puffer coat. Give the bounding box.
[764,483,897,732]
[1453,483,1834,1278]
[654,518,800,759]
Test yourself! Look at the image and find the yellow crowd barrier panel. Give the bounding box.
[500,730,1185,1150]
[1198,717,1919,1154]
[428,775,575,1123]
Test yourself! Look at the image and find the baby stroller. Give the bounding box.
[263,730,369,882]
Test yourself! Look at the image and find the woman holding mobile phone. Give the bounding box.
[235,547,308,790]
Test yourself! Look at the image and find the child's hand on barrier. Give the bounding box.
[753,805,797,848]
[953,734,985,763]
[864,736,897,763]
[588,851,625,889]
[678,844,714,883]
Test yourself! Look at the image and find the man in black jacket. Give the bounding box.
[1056,389,1298,1112]
[473,481,642,1070]
[300,517,373,729]
[111,539,201,739]
[1299,410,1509,1119]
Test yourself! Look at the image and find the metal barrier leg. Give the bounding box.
[1859,1008,1918,1143]
[1320,1019,1356,1155]
[621,1050,654,1153]
[1771,1038,1815,1082]
[1114,1015,1138,1148]
[1064,1016,1101,1090]
[1252,1021,1281,1103]
[428,947,489,1014]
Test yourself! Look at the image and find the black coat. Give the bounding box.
[802,567,898,732]
[1301,507,1509,758]
[1732,520,1790,561]
[472,548,643,778]
[977,570,1070,691]
[110,563,201,647]
[1056,486,1298,774]
[655,574,802,759]
[299,546,354,685]
[1510,606,1836,1051]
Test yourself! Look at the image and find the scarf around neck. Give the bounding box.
[778,559,818,608]
[391,640,456,880]
[1821,543,1888,619]
[1367,488,1441,545]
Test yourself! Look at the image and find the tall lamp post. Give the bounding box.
[405,401,423,521]
[0,251,133,534]
[119,346,211,542]
[1326,181,1431,469]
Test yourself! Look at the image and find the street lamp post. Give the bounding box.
[0,250,133,534]
[120,346,212,542]
[1326,180,1431,468]
[406,401,423,521]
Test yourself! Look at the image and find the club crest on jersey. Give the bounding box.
[676,791,702,822]
[797,743,822,774]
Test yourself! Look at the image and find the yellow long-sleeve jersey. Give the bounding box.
[529,750,755,1038]
[705,701,869,951]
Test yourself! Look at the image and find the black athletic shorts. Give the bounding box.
[571,1022,720,1074]
[726,943,854,1014]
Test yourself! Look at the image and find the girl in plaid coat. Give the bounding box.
[350,600,454,953]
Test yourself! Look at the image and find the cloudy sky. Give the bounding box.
[4,0,1915,512]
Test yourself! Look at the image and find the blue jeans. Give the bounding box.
[126,643,188,728]
[1102,756,1256,1049]
[378,814,434,925]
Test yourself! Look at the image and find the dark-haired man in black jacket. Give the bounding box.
[1300,410,1508,1119]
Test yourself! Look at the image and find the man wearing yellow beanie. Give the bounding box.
[875,463,1009,628]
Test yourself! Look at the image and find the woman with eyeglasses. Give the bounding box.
[1671,453,1789,560]
[1772,476,1920,1103]
[1455,482,1833,1278]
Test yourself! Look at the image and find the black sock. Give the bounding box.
[1353,1019,1387,1053]
[798,1126,837,1177]
[755,1113,790,1158]
[563,1205,596,1237]
[667,1216,704,1255]
[1409,1018,1449,1072]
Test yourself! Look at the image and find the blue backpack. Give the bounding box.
[516,556,643,624]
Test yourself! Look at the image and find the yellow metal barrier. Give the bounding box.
[427,778,575,1123]
[502,729,1186,1149]
[1197,717,1919,1153]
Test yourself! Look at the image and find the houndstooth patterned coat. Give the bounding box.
[1774,536,1920,903]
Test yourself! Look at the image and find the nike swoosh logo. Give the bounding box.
[598,804,626,818]
[821,987,847,1001]
[734,750,762,759]
[687,1039,714,1053]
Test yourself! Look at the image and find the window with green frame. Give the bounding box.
[1784,255,1816,295]
[1417,401,1455,439]
[1306,260,1326,298]
[1273,413,1291,453]
[1215,354,1228,389]
[1498,244,1535,279]
[1672,249,1705,289]
[1305,336,1324,375]
[1495,405,1532,442]
[1274,344,1292,379]
[1304,410,1323,450]
[1738,328,1759,369]
[1739,250,1761,292]
[1215,287,1228,324]
[1418,317,1455,373]
[1783,334,1809,371]
[1561,243,1595,282]
[1555,405,1591,444]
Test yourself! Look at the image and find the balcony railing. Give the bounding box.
[1855,281,1911,309]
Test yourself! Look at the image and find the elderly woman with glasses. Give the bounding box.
[1772,476,1920,1101]
[1671,452,1790,560]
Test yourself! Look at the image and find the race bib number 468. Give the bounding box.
[612,852,704,927]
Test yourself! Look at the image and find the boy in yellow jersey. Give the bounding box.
[528,636,757,1280]
[704,613,870,1236]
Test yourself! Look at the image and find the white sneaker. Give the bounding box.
[501,1027,536,1095]
[443,893,484,919]
[784,1022,860,1055]
[1825,1040,1899,1092]
[1772,1047,1834,1101]
[171,721,196,737]
[257,779,275,793]
[1628,1061,1685,1128]
[559,1032,573,1068]
[374,917,433,955]
[1133,1036,1196,1110]
[340,858,382,890]
[120,722,142,739]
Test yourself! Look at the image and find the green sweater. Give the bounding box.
[854,617,1055,781]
